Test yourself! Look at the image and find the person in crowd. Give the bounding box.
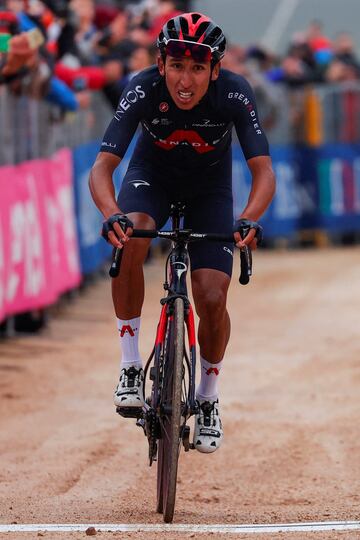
[103,44,155,109]
[326,31,360,83]
[306,19,332,56]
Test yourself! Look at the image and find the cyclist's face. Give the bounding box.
[158,55,220,110]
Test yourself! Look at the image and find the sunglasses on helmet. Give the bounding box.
[164,39,217,63]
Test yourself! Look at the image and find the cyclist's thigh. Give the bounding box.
[117,166,170,230]
[185,187,234,278]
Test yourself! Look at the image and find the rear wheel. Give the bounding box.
[156,297,185,523]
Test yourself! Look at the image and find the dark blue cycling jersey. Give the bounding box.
[100,65,269,171]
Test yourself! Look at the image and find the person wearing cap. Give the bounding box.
[89,12,275,454]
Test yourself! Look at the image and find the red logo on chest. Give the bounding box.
[155,130,215,154]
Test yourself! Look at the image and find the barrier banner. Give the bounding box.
[315,144,360,231]
[72,141,112,274]
[233,143,360,237]
[72,139,134,274]
[233,145,301,238]
[0,149,81,322]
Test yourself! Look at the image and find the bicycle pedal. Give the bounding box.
[116,406,142,419]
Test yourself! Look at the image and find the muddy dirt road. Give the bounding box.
[1,248,360,540]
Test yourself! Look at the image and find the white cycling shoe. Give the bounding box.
[114,366,145,410]
[193,399,223,454]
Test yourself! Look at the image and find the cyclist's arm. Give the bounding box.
[89,70,150,213]
[240,155,275,221]
[89,152,130,249]
[89,152,122,219]
[89,95,140,219]
[228,75,276,247]
[234,155,275,249]
[89,72,151,245]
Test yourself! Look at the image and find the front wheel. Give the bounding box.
[156,297,185,523]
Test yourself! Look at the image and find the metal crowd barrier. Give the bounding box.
[1,81,360,163]
[1,81,360,334]
[0,88,113,166]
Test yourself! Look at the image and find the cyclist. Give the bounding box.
[89,12,275,454]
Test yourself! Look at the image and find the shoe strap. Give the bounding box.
[198,427,221,438]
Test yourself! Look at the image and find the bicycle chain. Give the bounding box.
[147,408,158,466]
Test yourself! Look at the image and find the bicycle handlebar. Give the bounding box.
[109,229,253,285]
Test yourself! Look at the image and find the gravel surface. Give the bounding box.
[1,248,359,539]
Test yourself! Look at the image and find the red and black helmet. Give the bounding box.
[157,12,226,65]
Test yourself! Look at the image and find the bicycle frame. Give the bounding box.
[153,203,197,417]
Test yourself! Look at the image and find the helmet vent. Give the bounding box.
[191,13,202,23]
[196,21,211,39]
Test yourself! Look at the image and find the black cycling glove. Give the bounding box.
[101,213,134,242]
[233,218,263,245]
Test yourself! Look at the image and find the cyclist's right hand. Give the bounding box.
[101,213,133,248]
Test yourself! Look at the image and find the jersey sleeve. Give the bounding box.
[225,74,270,160]
[100,73,149,158]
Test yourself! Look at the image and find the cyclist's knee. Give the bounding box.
[122,212,154,263]
[127,212,155,230]
[192,273,228,321]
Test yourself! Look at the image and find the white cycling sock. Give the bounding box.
[117,317,142,369]
[196,356,223,402]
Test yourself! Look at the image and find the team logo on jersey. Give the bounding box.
[114,85,146,120]
[101,141,116,148]
[155,130,215,154]
[129,179,150,188]
[192,119,226,128]
[223,246,233,256]
[227,92,262,134]
[152,118,172,126]
[159,102,169,113]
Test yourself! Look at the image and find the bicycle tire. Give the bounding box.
[156,297,184,523]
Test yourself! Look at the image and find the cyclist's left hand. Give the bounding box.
[233,219,263,250]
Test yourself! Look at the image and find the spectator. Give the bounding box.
[221,44,246,75]
[333,32,359,66]
[147,0,181,40]
[1,32,38,77]
[70,0,98,65]
[306,19,332,55]
[103,44,154,109]
[326,33,360,82]
[326,57,360,83]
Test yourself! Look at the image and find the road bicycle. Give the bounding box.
[109,202,253,523]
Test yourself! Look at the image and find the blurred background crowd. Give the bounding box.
[0,0,191,111]
[1,1,360,335]
[1,0,359,111]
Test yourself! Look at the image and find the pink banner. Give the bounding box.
[0,149,81,322]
